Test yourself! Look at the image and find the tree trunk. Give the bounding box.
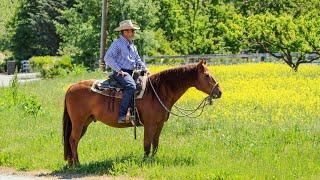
[99,0,109,71]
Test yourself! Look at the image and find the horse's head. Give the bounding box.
[194,60,222,100]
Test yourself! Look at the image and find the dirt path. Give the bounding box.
[0,73,41,87]
[0,167,139,179]
[0,168,49,179]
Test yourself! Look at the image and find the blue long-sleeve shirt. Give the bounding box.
[104,35,147,72]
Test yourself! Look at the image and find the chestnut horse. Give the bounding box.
[63,60,222,166]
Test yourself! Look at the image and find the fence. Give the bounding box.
[143,53,319,65]
[6,61,16,75]
[21,60,30,73]
[143,53,272,65]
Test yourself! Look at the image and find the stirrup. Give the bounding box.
[125,108,134,123]
[118,116,126,123]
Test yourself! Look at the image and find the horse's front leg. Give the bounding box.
[152,122,164,156]
[143,124,157,157]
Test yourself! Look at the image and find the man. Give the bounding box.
[104,20,148,123]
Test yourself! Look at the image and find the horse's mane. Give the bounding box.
[149,64,198,92]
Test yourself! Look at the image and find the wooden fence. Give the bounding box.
[143,53,319,65]
[143,53,273,65]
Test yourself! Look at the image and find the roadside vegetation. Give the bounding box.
[1,0,319,71]
[0,63,319,179]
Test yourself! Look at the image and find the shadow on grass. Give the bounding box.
[48,155,134,179]
[44,154,197,178]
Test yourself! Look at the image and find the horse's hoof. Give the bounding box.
[67,161,80,168]
[74,162,80,167]
[143,155,155,163]
[67,159,73,167]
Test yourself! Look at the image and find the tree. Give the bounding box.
[155,0,188,54]
[207,3,244,54]
[156,0,231,55]
[296,10,320,64]
[0,0,20,51]
[56,0,162,67]
[179,0,218,54]
[155,1,245,55]
[235,0,320,17]
[7,0,63,60]
[245,13,319,71]
[109,0,161,56]
[56,0,102,67]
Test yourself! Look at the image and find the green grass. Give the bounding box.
[0,63,320,179]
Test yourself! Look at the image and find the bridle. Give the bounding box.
[208,81,220,105]
[148,77,220,118]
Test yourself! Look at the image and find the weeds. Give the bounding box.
[0,63,319,179]
[3,69,42,116]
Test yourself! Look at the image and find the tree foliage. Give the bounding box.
[56,0,165,65]
[1,0,320,70]
[236,0,320,17]
[244,12,320,71]
[0,0,20,51]
[7,0,64,60]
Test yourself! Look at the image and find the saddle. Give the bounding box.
[90,70,148,127]
[90,70,148,99]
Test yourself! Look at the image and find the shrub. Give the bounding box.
[71,64,87,75]
[29,56,54,71]
[57,55,73,69]
[9,68,19,105]
[0,59,5,73]
[45,67,69,78]
[29,55,73,78]
[2,70,42,116]
[21,95,42,116]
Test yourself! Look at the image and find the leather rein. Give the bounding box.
[148,78,219,118]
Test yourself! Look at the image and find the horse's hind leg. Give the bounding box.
[69,122,84,166]
[81,125,88,138]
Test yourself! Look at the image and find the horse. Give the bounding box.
[63,60,222,166]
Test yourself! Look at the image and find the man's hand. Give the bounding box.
[117,70,127,77]
[142,69,150,76]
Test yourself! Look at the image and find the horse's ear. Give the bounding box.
[198,59,207,65]
[197,59,205,73]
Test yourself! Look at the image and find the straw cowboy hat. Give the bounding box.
[114,20,140,31]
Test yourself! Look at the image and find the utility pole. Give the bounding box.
[99,0,109,71]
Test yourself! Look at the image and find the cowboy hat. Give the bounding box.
[114,20,140,31]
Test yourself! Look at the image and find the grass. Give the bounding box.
[0,63,320,179]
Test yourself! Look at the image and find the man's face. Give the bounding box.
[123,29,135,41]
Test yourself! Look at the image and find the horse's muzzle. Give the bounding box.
[211,87,222,99]
[214,90,222,99]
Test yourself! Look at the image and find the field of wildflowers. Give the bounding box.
[0,63,319,179]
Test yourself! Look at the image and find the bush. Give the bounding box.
[21,95,42,116]
[0,70,42,116]
[0,59,5,73]
[29,55,73,78]
[45,67,69,78]
[29,56,54,71]
[70,64,87,75]
[9,69,19,105]
[58,55,73,69]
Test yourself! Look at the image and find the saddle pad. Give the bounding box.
[90,75,148,99]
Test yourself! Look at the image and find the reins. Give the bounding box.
[148,77,219,118]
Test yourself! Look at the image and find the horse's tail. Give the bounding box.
[63,94,72,161]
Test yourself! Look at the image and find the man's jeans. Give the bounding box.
[112,69,136,118]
